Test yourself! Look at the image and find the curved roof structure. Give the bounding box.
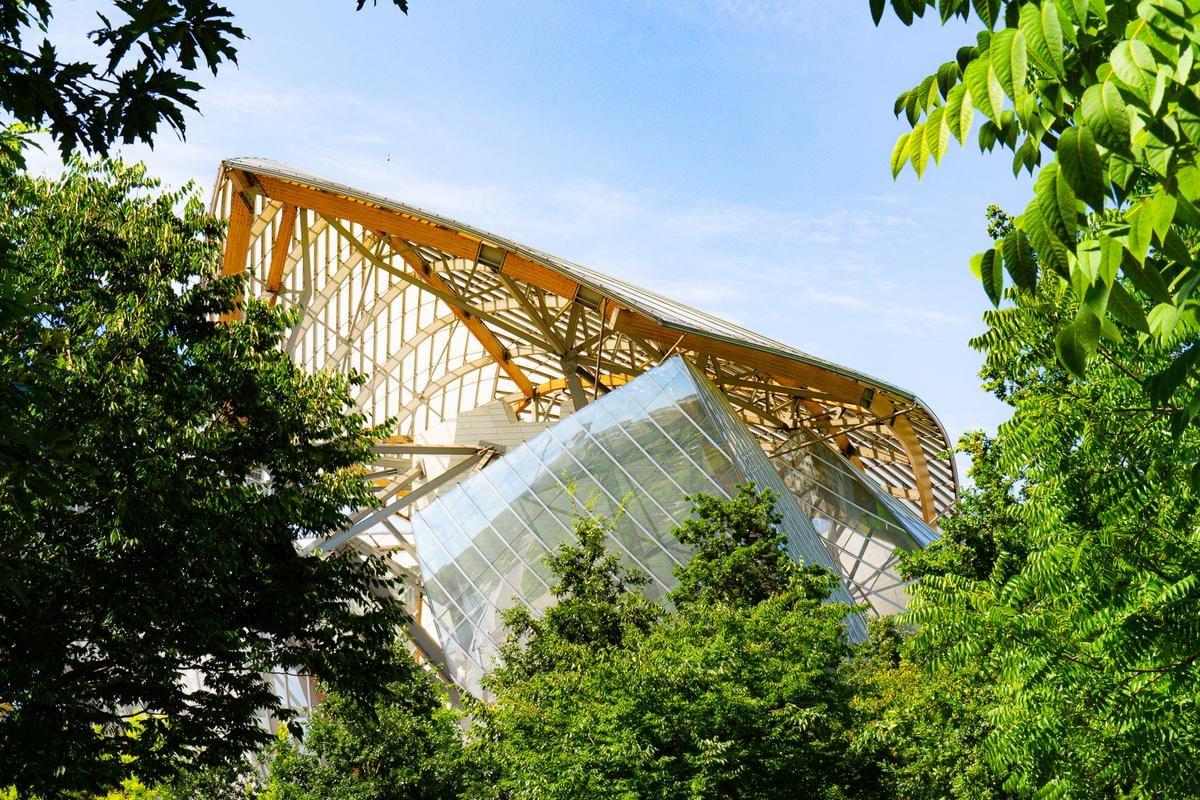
[212,157,957,533]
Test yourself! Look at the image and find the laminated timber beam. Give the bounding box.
[265,203,298,299]
[252,173,480,260]
[385,236,535,399]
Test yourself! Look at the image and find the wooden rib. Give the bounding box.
[501,252,579,300]
[386,236,535,399]
[219,196,253,322]
[265,203,298,300]
[513,372,635,414]
[221,195,253,277]
[254,175,480,259]
[887,413,936,522]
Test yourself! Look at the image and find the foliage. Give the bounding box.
[670,483,805,607]
[467,487,870,800]
[256,647,462,800]
[875,0,1200,426]
[0,159,407,798]
[0,0,406,156]
[846,432,1031,800]
[898,274,1200,798]
[849,619,1011,800]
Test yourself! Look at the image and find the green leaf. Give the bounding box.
[1022,200,1070,276]
[1108,281,1150,333]
[964,56,996,120]
[1120,249,1173,303]
[1146,191,1178,245]
[926,106,951,164]
[891,132,913,178]
[1080,80,1131,153]
[1127,201,1154,264]
[1035,162,1077,246]
[937,61,960,99]
[870,0,887,24]
[978,247,1003,305]
[1082,277,1110,317]
[1139,0,1189,44]
[1056,126,1106,212]
[1148,301,1182,341]
[946,83,974,143]
[973,0,1001,29]
[1055,308,1100,377]
[910,122,931,177]
[1002,227,1037,291]
[1109,38,1157,104]
[990,28,1028,104]
[1176,87,1200,145]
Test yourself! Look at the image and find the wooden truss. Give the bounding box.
[212,158,958,535]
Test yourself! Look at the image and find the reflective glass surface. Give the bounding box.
[773,426,935,615]
[412,356,849,696]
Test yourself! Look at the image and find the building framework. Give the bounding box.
[212,158,958,688]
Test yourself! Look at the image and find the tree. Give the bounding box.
[896,272,1200,797]
[847,436,1025,800]
[257,646,463,800]
[0,159,408,798]
[875,0,1200,425]
[467,487,872,800]
[0,0,406,156]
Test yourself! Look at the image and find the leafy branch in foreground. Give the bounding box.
[874,0,1200,426]
[0,0,407,156]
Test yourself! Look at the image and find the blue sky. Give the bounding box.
[34,0,1036,452]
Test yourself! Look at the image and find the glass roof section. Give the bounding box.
[412,357,856,696]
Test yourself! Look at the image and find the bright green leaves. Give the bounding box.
[973,248,1004,306]
[963,55,997,121]
[1035,162,1077,247]
[946,82,974,143]
[1108,281,1151,333]
[1055,307,1101,378]
[1110,38,1158,107]
[972,0,1001,29]
[1126,190,1177,264]
[926,106,951,165]
[1080,80,1131,154]
[891,132,912,178]
[1020,1,1064,79]
[1056,126,1106,212]
[990,28,1028,107]
[1002,227,1037,292]
[880,0,1200,398]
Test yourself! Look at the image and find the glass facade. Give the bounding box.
[412,356,855,696]
[773,428,936,615]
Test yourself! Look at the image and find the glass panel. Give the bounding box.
[411,356,903,693]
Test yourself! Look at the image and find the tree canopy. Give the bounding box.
[465,487,872,800]
[0,159,407,798]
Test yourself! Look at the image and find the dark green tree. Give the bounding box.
[0,159,407,798]
[257,647,463,800]
[467,488,869,800]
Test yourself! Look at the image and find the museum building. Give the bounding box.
[212,158,958,697]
